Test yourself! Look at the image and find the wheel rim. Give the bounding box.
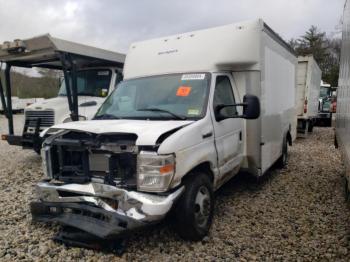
[194,186,211,228]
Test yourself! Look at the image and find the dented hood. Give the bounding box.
[46,119,193,145]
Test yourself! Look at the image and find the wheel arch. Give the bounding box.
[181,161,215,184]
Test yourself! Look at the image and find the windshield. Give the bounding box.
[319,87,331,98]
[95,73,210,120]
[58,69,111,97]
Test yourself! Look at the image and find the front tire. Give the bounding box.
[174,172,214,241]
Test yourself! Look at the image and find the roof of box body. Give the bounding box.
[123,19,295,79]
[0,34,125,69]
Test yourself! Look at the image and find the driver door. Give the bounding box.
[211,73,243,184]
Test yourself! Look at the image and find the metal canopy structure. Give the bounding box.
[0,34,125,137]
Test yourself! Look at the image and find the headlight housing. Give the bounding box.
[41,146,53,179]
[137,151,175,192]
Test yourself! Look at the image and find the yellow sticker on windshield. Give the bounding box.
[101,89,108,97]
[188,109,200,115]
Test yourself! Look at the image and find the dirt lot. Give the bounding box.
[0,114,349,261]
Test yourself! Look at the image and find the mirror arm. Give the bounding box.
[221,103,247,108]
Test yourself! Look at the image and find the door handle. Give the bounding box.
[202,132,213,139]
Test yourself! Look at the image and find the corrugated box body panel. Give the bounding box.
[337,0,350,183]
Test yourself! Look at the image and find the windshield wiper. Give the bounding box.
[137,108,187,120]
[94,114,123,120]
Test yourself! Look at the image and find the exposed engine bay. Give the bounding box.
[42,131,143,188]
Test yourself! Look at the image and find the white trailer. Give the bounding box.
[32,19,297,242]
[336,0,350,197]
[296,55,322,135]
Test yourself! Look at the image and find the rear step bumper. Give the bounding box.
[31,181,184,238]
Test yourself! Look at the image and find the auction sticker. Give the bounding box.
[181,74,205,80]
[176,86,192,96]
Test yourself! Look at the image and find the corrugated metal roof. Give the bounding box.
[0,34,125,69]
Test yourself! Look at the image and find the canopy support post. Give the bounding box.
[4,64,14,135]
[0,70,8,119]
[59,52,79,121]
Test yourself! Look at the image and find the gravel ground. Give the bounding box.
[0,115,349,261]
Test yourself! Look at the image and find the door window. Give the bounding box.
[213,76,237,118]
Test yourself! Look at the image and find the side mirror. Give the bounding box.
[242,94,260,119]
[214,94,260,121]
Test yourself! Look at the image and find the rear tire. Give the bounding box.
[307,121,314,133]
[345,177,350,201]
[334,135,338,149]
[276,137,288,168]
[327,115,332,127]
[173,172,214,241]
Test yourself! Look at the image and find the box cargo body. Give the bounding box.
[125,19,297,175]
[296,56,321,134]
[337,0,350,194]
[31,19,297,241]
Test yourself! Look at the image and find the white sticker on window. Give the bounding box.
[181,74,205,80]
[97,71,110,76]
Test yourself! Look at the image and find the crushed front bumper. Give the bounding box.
[31,181,184,239]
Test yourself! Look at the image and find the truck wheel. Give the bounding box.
[174,172,214,241]
[307,121,314,133]
[334,135,338,149]
[345,177,350,202]
[276,137,288,168]
[328,118,332,127]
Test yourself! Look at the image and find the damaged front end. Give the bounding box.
[31,130,184,239]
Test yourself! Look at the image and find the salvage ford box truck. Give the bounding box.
[31,19,297,242]
[296,55,322,135]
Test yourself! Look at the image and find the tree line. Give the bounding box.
[0,69,60,99]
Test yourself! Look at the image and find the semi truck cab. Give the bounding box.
[22,67,122,151]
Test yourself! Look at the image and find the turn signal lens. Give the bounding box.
[160,164,174,174]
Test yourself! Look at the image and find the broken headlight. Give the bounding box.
[41,146,53,179]
[137,151,175,192]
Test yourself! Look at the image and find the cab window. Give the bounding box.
[213,75,237,118]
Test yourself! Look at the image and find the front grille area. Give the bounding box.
[47,132,138,188]
[25,110,55,127]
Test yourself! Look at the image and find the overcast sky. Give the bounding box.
[0,0,345,54]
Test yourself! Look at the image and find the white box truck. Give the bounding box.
[296,55,322,135]
[31,19,297,242]
[336,0,350,198]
